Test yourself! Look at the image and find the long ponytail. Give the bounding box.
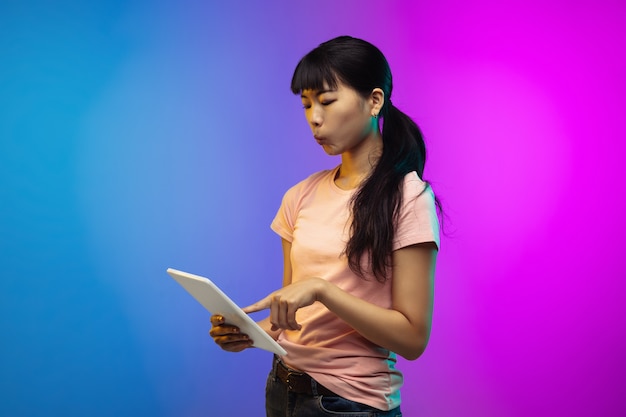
[346,101,428,282]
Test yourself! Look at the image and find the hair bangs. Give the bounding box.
[290,52,339,94]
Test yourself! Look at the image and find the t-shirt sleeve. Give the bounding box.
[393,173,441,251]
[270,170,332,243]
[271,186,297,242]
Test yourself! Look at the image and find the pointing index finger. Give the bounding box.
[242,297,271,314]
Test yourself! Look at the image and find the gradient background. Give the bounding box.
[1,0,625,416]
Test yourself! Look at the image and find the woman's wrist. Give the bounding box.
[315,277,336,306]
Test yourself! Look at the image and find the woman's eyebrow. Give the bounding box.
[300,89,336,99]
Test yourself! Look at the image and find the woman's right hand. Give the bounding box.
[209,314,254,352]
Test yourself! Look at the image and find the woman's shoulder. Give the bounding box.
[402,171,432,197]
[301,167,336,185]
[280,166,337,200]
[286,167,337,193]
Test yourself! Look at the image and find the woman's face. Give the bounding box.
[300,81,379,156]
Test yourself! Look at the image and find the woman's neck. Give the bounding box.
[335,134,382,190]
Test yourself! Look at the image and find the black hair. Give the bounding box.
[291,36,439,282]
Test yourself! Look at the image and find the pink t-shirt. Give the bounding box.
[271,165,440,411]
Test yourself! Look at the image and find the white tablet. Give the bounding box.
[167,268,287,356]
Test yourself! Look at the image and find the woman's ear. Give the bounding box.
[370,88,385,117]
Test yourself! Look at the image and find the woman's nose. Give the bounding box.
[309,107,322,127]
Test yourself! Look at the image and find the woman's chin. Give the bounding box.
[321,144,341,156]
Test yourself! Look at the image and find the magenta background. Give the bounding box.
[1,0,624,416]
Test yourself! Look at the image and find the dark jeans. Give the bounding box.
[265,359,402,417]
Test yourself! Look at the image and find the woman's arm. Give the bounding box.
[244,240,437,360]
[322,242,437,360]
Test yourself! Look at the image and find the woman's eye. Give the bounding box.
[302,104,311,109]
[321,100,335,106]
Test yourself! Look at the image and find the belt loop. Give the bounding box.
[310,378,319,396]
[286,370,295,391]
[271,355,278,379]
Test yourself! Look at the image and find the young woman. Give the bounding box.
[210,36,440,417]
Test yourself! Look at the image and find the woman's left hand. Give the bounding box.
[243,277,328,331]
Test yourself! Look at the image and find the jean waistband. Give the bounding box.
[272,356,337,397]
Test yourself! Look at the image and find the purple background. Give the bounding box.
[1,0,624,415]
